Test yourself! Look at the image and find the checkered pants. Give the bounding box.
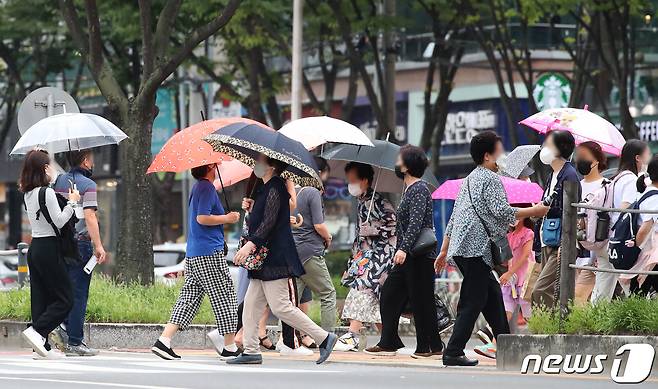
[169,251,237,334]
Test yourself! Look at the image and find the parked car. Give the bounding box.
[153,242,240,290]
[0,253,19,291]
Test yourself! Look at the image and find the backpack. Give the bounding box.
[37,187,82,266]
[578,172,633,251]
[608,190,658,270]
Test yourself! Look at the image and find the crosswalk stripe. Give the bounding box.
[126,361,341,373]
[0,376,185,389]
[0,362,175,374]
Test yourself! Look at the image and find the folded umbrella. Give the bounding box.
[499,145,540,179]
[278,116,374,150]
[519,106,626,156]
[10,113,128,155]
[432,175,543,204]
[323,139,439,193]
[203,122,322,189]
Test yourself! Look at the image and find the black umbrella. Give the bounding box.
[203,122,322,189]
[323,139,440,193]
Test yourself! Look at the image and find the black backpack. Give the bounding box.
[608,190,658,270]
[37,187,82,266]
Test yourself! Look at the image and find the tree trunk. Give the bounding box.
[114,102,156,285]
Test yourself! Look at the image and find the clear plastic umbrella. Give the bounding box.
[10,113,128,155]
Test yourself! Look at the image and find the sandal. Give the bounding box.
[301,335,317,349]
[259,336,276,350]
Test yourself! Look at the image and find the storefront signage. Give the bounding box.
[442,110,496,145]
[533,72,571,111]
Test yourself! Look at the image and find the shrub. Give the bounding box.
[528,296,658,335]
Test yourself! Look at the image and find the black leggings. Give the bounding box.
[27,237,73,339]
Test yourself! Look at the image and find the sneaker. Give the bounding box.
[206,329,224,356]
[476,326,494,345]
[473,342,496,359]
[316,333,338,364]
[333,332,359,352]
[363,345,396,357]
[277,339,314,356]
[22,327,47,357]
[33,349,66,360]
[226,353,263,365]
[65,343,99,357]
[151,340,181,360]
[219,348,241,361]
[49,325,69,351]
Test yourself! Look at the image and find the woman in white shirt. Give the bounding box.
[619,157,658,295]
[573,142,607,304]
[592,139,650,303]
[19,150,80,358]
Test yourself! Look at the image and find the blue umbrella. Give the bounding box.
[203,122,322,189]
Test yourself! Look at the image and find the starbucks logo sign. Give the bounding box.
[533,73,571,111]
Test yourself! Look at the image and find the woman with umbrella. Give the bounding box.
[335,162,397,352]
[227,154,338,365]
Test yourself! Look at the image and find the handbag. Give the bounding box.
[541,218,562,247]
[467,178,513,266]
[237,237,268,271]
[410,227,438,257]
[435,292,452,330]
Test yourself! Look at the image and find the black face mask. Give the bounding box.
[576,160,593,176]
[394,165,405,180]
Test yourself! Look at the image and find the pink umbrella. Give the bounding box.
[432,176,543,204]
[519,105,626,156]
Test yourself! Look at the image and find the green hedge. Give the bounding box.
[0,275,215,324]
[528,296,658,335]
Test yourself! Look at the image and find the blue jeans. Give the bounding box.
[64,240,93,346]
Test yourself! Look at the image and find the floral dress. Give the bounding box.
[341,188,397,324]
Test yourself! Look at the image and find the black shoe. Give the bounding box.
[151,340,181,360]
[226,353,263,364]
[442,354,478,366]
[219,348,241,361]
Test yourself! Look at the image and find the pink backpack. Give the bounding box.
[578,172,632,251]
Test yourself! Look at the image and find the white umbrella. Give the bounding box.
[10,113,128,155]
[278,116,374,150]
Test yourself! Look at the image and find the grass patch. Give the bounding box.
[527,296,658,335]
[0,275,215,324]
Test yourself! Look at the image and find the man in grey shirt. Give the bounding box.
[291,157,336,331]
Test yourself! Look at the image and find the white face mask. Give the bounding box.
[253,162,270,178]
[45,165,58,184]
[347,182,363,197]
[539,147,556,165]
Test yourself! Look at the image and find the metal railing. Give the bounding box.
[0,243,29,287]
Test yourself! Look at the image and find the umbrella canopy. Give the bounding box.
[519,107,626,156]
[10,113,127,155]
[278,116,374,150]
[433,175,543,204]
[323,139,439,192]
[203,122,322,189]
[499,145,541,179]
[147,117,270,174]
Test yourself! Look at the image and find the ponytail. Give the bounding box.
[637,173,648,193]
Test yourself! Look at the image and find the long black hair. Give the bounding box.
[617,139,648,177]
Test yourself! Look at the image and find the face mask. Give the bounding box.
[539,147,556,165]
[639,157,650,173]
[394,165,405,180]
[576,160,593,176]
[495,154,508,172]
[347,183,363,197]
[45,165,58,184]
[253,162,270,178]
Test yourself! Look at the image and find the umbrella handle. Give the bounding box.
[215,165,231,212]
[366,167,383,223]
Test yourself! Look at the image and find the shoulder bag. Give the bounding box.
[467,178,513,266]
[37,187,82,266]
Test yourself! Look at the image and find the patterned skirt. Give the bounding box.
[341,288,381,324]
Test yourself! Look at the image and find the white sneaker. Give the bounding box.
[333,332,359,352]
[33,349,65,360]
[276,339,314,356]
[22,327,47,357]
[206,329,224,356]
